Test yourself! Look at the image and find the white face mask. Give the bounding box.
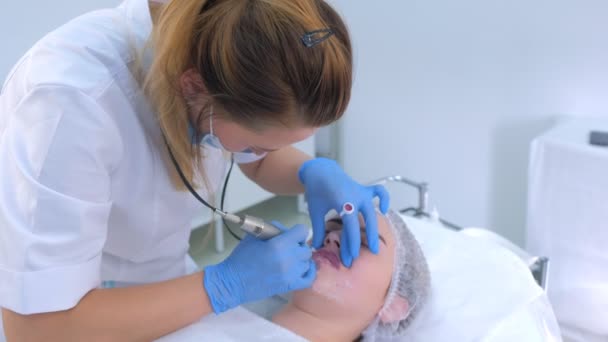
[188,106,230,150]
[188,107,261,159]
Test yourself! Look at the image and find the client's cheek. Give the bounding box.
[351,257,392,293]
[310,270,354,305]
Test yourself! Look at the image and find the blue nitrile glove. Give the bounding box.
[298,158,390,268]
[203,223,316,314]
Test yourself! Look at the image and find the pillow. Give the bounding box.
[397,215,560,341]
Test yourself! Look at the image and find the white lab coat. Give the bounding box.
[0,0,263,325]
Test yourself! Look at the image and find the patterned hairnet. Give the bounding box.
[362,209,431,342]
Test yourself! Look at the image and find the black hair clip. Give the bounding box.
[301,28,334,48]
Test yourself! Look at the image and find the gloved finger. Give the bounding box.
[340,228,353,268]
[295,244,313,260]
[361,203,380,254]
[341,207,361,260]
[276,223,310,245]
[308,202,328,249]
[298,260,317,289]
[290,260,317,290]
[286,259,312,291]
[270,220,289,232]
[373,184,391,214]
[240,233,257,244]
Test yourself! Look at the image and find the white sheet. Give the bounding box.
[400,215,562,341]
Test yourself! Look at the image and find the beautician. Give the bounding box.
[0,0,390,340]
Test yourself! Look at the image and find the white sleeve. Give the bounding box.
[0,85,123,314]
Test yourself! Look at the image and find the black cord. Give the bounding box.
[163,134,217,209]
[162,133,243,240]
[220,156,243,241]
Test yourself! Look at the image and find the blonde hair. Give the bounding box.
[144,0,352,190]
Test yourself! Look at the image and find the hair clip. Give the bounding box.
[301,28,335,48]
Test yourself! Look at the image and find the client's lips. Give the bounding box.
[313,249,340,270]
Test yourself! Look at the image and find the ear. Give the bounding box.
[378,296,410,323]
[179,68,207,98]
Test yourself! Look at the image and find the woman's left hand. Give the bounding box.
[298,158,390,267]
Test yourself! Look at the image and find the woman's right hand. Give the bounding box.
[203,223,316,313]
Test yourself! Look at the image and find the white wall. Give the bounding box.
[329,0,608,245]
[0,0,122,80]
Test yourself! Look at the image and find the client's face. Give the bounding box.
[292,212,395,323]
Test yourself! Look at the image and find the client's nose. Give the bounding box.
[324,230,341,252]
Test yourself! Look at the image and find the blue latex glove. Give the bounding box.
[298,158,390,267]
[203,223,316,314]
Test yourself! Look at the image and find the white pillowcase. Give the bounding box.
[397,215,562,342]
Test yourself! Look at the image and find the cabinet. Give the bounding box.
[526,118,608,341]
